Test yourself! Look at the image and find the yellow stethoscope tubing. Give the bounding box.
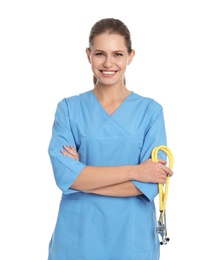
[151,145,174,214]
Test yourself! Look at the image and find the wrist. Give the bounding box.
[128,165,138,181]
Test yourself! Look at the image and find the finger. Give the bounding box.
[163,166,173,177]
[157,174,166,184]
[155,167,165,182]
[63,145,76,155]
[158,179,167,184]
[69,145,77,154]
[70,145,77,152]
[167,169,174,177]
[69,145,79,160]
[160,164,174,176]
[70,145,80,160]
[160,171,169,183]
[61,149,72,157]
[62,145,79,161]
[157,159,167,165]
[61,149,78,159]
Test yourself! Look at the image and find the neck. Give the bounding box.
[93,84,131,102]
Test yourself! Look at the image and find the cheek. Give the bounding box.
[90,57,101,67]
[90,61,99,75]
[118,60,129,68]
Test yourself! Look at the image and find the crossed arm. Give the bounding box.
[61,145,173,197]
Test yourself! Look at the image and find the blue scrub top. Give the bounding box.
[48,90,167,260]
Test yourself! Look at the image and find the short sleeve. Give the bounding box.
[131,101,167,202]
[48,98,86,194]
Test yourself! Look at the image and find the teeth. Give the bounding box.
[102,71,115,75]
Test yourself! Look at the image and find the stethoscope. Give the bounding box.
[151,145,174,245]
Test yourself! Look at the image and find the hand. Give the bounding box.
[136,159,174,184]
[61,145,79,161]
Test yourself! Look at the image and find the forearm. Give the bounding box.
[70,165,136,191]
[68,143,173,191]
[70,158,172,192]
[86,181,142,197]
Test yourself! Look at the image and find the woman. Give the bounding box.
[48,18,173,260]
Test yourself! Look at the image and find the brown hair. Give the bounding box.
[88,18,133,85]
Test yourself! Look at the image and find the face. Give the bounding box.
[86,33,135,86]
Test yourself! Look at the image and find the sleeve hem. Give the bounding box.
[131,180,158,202]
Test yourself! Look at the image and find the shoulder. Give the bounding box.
[131,91,163,111]
[51,91,91,117]
[65,90,91,102]
[57,90,92,108]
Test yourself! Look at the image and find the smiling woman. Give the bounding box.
[47,17,173,260]
[86,33,134,96]
[87,18,134,87]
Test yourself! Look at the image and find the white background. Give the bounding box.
[0,0,218,259]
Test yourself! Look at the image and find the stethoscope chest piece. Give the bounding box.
[156,211,170,245]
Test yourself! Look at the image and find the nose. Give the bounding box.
[103,56,113,68]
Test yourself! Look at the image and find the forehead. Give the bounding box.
[92,33,127,51]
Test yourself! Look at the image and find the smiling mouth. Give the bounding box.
[100,70,117,75]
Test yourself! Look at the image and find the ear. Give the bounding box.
[86,48,91,63]
[128,49,135,65]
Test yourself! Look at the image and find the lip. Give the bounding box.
[100,70,118,76]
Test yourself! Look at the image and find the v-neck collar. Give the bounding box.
[89,90,133,117]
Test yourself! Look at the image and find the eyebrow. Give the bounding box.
[94,49,125,53]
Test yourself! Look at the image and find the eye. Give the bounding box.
[114,53,123,57]
[95,53,104,57]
